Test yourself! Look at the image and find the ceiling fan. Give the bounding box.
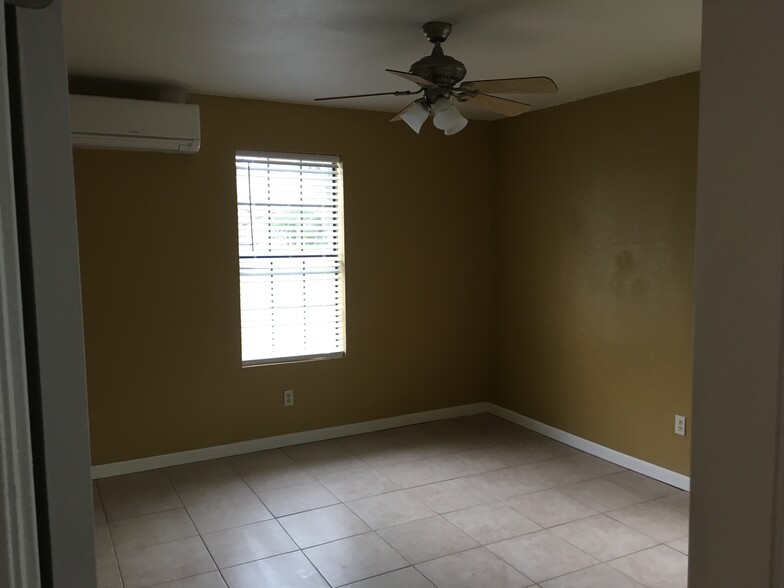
[315,21,558,136]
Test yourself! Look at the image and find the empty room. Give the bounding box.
[2,2,783,588]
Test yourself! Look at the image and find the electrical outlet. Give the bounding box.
[675,415,686,436]
[283,389,294,407]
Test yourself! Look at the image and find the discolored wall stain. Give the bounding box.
[610,250,639,296]
[493,72,698,475]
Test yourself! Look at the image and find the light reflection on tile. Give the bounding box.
[94,415,689,588]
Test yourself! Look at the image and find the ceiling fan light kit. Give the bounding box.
[315,21,558,136]
[432,97,468,135]
[444,114,468,136]
[398,100,430,134]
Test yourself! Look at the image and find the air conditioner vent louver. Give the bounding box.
[69,95,200,154]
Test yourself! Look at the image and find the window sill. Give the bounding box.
[241,351,345,368]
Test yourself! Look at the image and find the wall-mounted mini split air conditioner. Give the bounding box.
[69,95,201,154]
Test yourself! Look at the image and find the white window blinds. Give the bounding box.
[236,151,345,365]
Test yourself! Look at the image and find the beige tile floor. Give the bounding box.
[93,414,689,588]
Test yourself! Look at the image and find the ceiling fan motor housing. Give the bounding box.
[408,45,466,87]
[409,48,467,88]
[410,21,466,89]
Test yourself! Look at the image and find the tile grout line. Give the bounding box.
[103,489,685,586]
[162,473,225,587]
[267,498,315,555]
[298,544,352,587]
[487,528,682,587]
[103,454,622,551]
[331,563,437,588]
[190,459,333,587]
[552,478,686,514]
[101,434,602,524]
[341,425,685,585]
[276,443,454,584]
[97,417,687,587]
[535,560,646,587]
[590,543,686,588]
[94,483,126,588]
[538,485,690,548]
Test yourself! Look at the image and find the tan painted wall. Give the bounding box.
[75,77,698,471]
[74,96,494,465]
[491,73,699,475]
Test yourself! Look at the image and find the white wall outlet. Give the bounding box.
[675,414,686,436]
[283,389,294,407]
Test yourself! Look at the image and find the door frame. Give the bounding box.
[2,0,95,586]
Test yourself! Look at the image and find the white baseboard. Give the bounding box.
[91,402,491,479]
[92,401,690,492]
[487,403,690,491]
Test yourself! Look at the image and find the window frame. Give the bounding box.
[235,149,347,367]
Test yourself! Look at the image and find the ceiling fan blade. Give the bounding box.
[385,69,438,88]
[460,76,558,95]
[315,89,419,102]
[463,93,531,117]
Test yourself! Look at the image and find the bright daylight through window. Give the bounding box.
[236,151,345,365]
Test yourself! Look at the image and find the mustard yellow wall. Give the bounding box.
[75,76,698,472]
[491,73,699,475]
[74,96,495,465]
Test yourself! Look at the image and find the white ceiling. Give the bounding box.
[62,0,702,120]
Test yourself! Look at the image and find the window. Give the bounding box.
[236,151,345,365]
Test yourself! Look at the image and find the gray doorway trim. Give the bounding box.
[0,5,41,588]
[689,1,784,586]
[11,0,96,586]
